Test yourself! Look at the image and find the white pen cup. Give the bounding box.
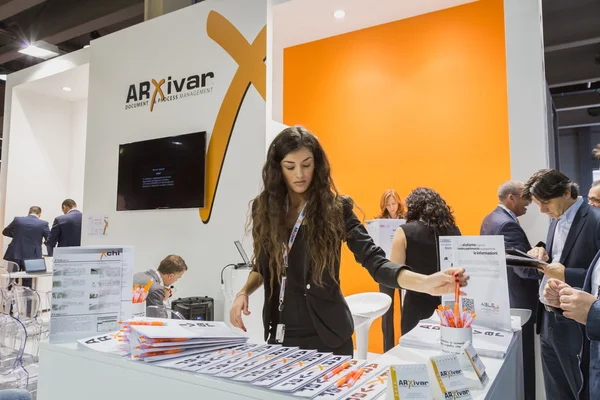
[440,326,473,354]
[132,301,146,319]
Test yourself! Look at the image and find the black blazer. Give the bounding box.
[3,215,50,261]
[546,201,600,287]
[480,206,539,311]
[537,201,600,332]
[47,210,83,256]
[253,197,407,348]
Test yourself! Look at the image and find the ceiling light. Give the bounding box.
[333,10,345,19]
[83,45,90,49]
[62,87,72,92]
[18,41,59,59]
[0,74,6,81]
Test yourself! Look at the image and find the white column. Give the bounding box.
[504,0,550,245]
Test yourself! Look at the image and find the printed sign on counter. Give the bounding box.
[439,236,511,331]
[428,354,472,400]
[461,341,489,388]
[50,246,134,344]
[388,364,432,399]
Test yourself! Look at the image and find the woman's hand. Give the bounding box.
[229,293,250,332]
[423,268,469,296]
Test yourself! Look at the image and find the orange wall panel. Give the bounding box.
[283,0,510,353]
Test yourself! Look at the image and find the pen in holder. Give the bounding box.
[132,301,147,318]
[437,298,476,354]
[440,325,472,354]
[131,279,153,318]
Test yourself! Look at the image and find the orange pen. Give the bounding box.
[145,337,188,343]
[336,371,354,388]
[454,278,460,327]
[139,348,182,358]
[347,368,364,387]
[324,361,351,380]
[128,321,164,326]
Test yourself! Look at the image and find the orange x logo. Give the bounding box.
[150,79,166,112]
[200,11,266,223]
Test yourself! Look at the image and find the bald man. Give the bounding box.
[480,180,537,400]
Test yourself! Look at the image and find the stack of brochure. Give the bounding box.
[154,344,389,399]
[78,319,394,399]
[399,318,514,359]
[123,319,248,362]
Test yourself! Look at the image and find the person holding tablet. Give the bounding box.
[230,125,469,356]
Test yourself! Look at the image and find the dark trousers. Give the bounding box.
[268,333,354,356]
[379,284,397,353]
[506,271,538,400]
[541,308,584,400]
[521,315,536,400]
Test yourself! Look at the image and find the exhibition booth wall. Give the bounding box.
[0,0,551,362]
[281,0,548,353]
[81,0,266,325]
[0,55,90,252]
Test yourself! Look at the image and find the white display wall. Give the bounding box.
[82,0,267,323]
[1,57,90,252]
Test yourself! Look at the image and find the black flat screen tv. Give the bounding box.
[117,132,206,211]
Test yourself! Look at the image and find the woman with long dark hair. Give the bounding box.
[390,187,461,338]
[230,126,468,355]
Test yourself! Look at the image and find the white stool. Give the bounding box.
[345,292,392,360]
[510,308,532,327]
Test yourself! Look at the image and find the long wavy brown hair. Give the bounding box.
[250,126,346,293]
[377,189,405,219]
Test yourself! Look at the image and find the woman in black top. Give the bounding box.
[390,188,461,336]
[230,126,469,355]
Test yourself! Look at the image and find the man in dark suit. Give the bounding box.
[588,181,600,208]
[46,199,82,256]
[480,180,538,400]
[2,206,50,288]
[133,255,188,308]
[543,251,600,400]
[524,169,600,400]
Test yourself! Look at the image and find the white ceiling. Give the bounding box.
[17,64,89,102]
[273,0,478,49]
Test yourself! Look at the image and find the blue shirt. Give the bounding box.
[539,197,584,304]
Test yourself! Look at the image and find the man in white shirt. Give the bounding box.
[133,255,188,307]
[525,169,600,400]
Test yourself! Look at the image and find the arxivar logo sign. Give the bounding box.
[125,72,215,112]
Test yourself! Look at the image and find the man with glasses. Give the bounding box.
[526,169,600,400]
[588,181,600,208]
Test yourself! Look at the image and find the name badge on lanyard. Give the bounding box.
[276,201,307,343]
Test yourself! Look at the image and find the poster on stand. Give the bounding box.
[49,246,134,344]
[439,236,511,331]
[365,219,405,257]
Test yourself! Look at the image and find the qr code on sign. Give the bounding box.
[462,298,475,312]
